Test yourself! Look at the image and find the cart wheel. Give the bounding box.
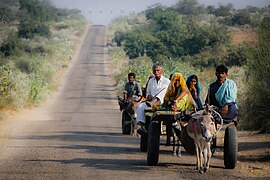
[140,133,148,152]
[122,110,131,135]
[180,125,196,155]
[224,125,238,169]
[147,122,160,166]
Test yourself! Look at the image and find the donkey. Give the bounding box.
[187,107,217,173]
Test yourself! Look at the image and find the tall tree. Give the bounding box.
[174,0,199,15]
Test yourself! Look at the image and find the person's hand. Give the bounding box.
[132,95,142,102]
[221,105,228,117]
[151,97,159,104]
[190,84,196,92]
[171,103,178,111]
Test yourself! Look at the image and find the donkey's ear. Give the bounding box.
[206,104,212,112]
[203,104,211,115]
[203,109,208,115]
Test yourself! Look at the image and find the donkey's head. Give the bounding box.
[200,111,217,142]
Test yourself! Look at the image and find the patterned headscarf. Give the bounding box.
[164,73,188,99]
[163,73,198,110]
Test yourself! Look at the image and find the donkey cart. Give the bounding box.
[118,96,142,135]
[140,107,238,169]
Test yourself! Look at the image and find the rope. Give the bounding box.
[212,109,223,136]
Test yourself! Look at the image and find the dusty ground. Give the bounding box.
[237,131,270,178]
[215,130,270,178]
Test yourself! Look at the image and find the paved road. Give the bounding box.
[0,26,248,179]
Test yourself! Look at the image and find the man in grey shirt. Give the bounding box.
[123,72,142,101]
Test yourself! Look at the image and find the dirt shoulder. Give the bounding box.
[237,131,270,178]
[214,130,270,178]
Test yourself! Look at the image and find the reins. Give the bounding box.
[212,109,223,136]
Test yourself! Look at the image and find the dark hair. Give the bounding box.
[128,72,136,78]
[189,74,198,82]
[169,73,174,80]
[216,65,228,73]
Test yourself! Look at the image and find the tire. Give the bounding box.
[140,134,148,152]
[180,125,196,155]
[224,125,238,169]
[140,117,150,152]
[147,122,160,166]
[211,138,217,155]
[211,123,218,155]
[122,110,131,135]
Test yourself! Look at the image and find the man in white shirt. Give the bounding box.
[136,63,170,135]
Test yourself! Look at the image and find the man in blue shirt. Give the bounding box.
[205,65,238,122]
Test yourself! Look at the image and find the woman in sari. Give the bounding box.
[163,73,196,111]
[158,73,196,145]
[186,74,203,109]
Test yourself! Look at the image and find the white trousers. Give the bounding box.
[136,100,160,124]
[136,102,148,124]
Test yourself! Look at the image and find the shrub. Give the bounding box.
[242,17,270,133]
[0,34,21,57]
[231,11,251,26]
[0,0,88,113]
[0,3,15,23]
[18,21,51,39]
[225,44,250,66]
[0,65,30,109]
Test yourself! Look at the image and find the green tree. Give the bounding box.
[123,29,154,59]
[19,0,55,22]
[17,0,55,39]
[0,34,21,57]
[113,31,126,46]
[145,39,167,60]
[146,8,185,31]
[0,3,15,23]
[146,8,188,58]
[231,11,251,26]
[206,5,216,14]
[225,45,249,66]
[213,4,232,17]
[183,22,230,56]
[174,0,200,15]
[243,17,270,133]
[145,4,165,20]
[18,20,51,38]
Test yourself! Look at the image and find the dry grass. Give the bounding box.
[231,28,257,46]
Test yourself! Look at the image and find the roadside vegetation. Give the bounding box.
[107,0,270,133]
[0,0,88,118]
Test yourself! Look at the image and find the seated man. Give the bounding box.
[136,63,170,135]
[123,72,142,101]
[121,72,142,115]
[118,72,142,111]
[205,65,238,123]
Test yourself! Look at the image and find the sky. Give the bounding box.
[50,0,270,25]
